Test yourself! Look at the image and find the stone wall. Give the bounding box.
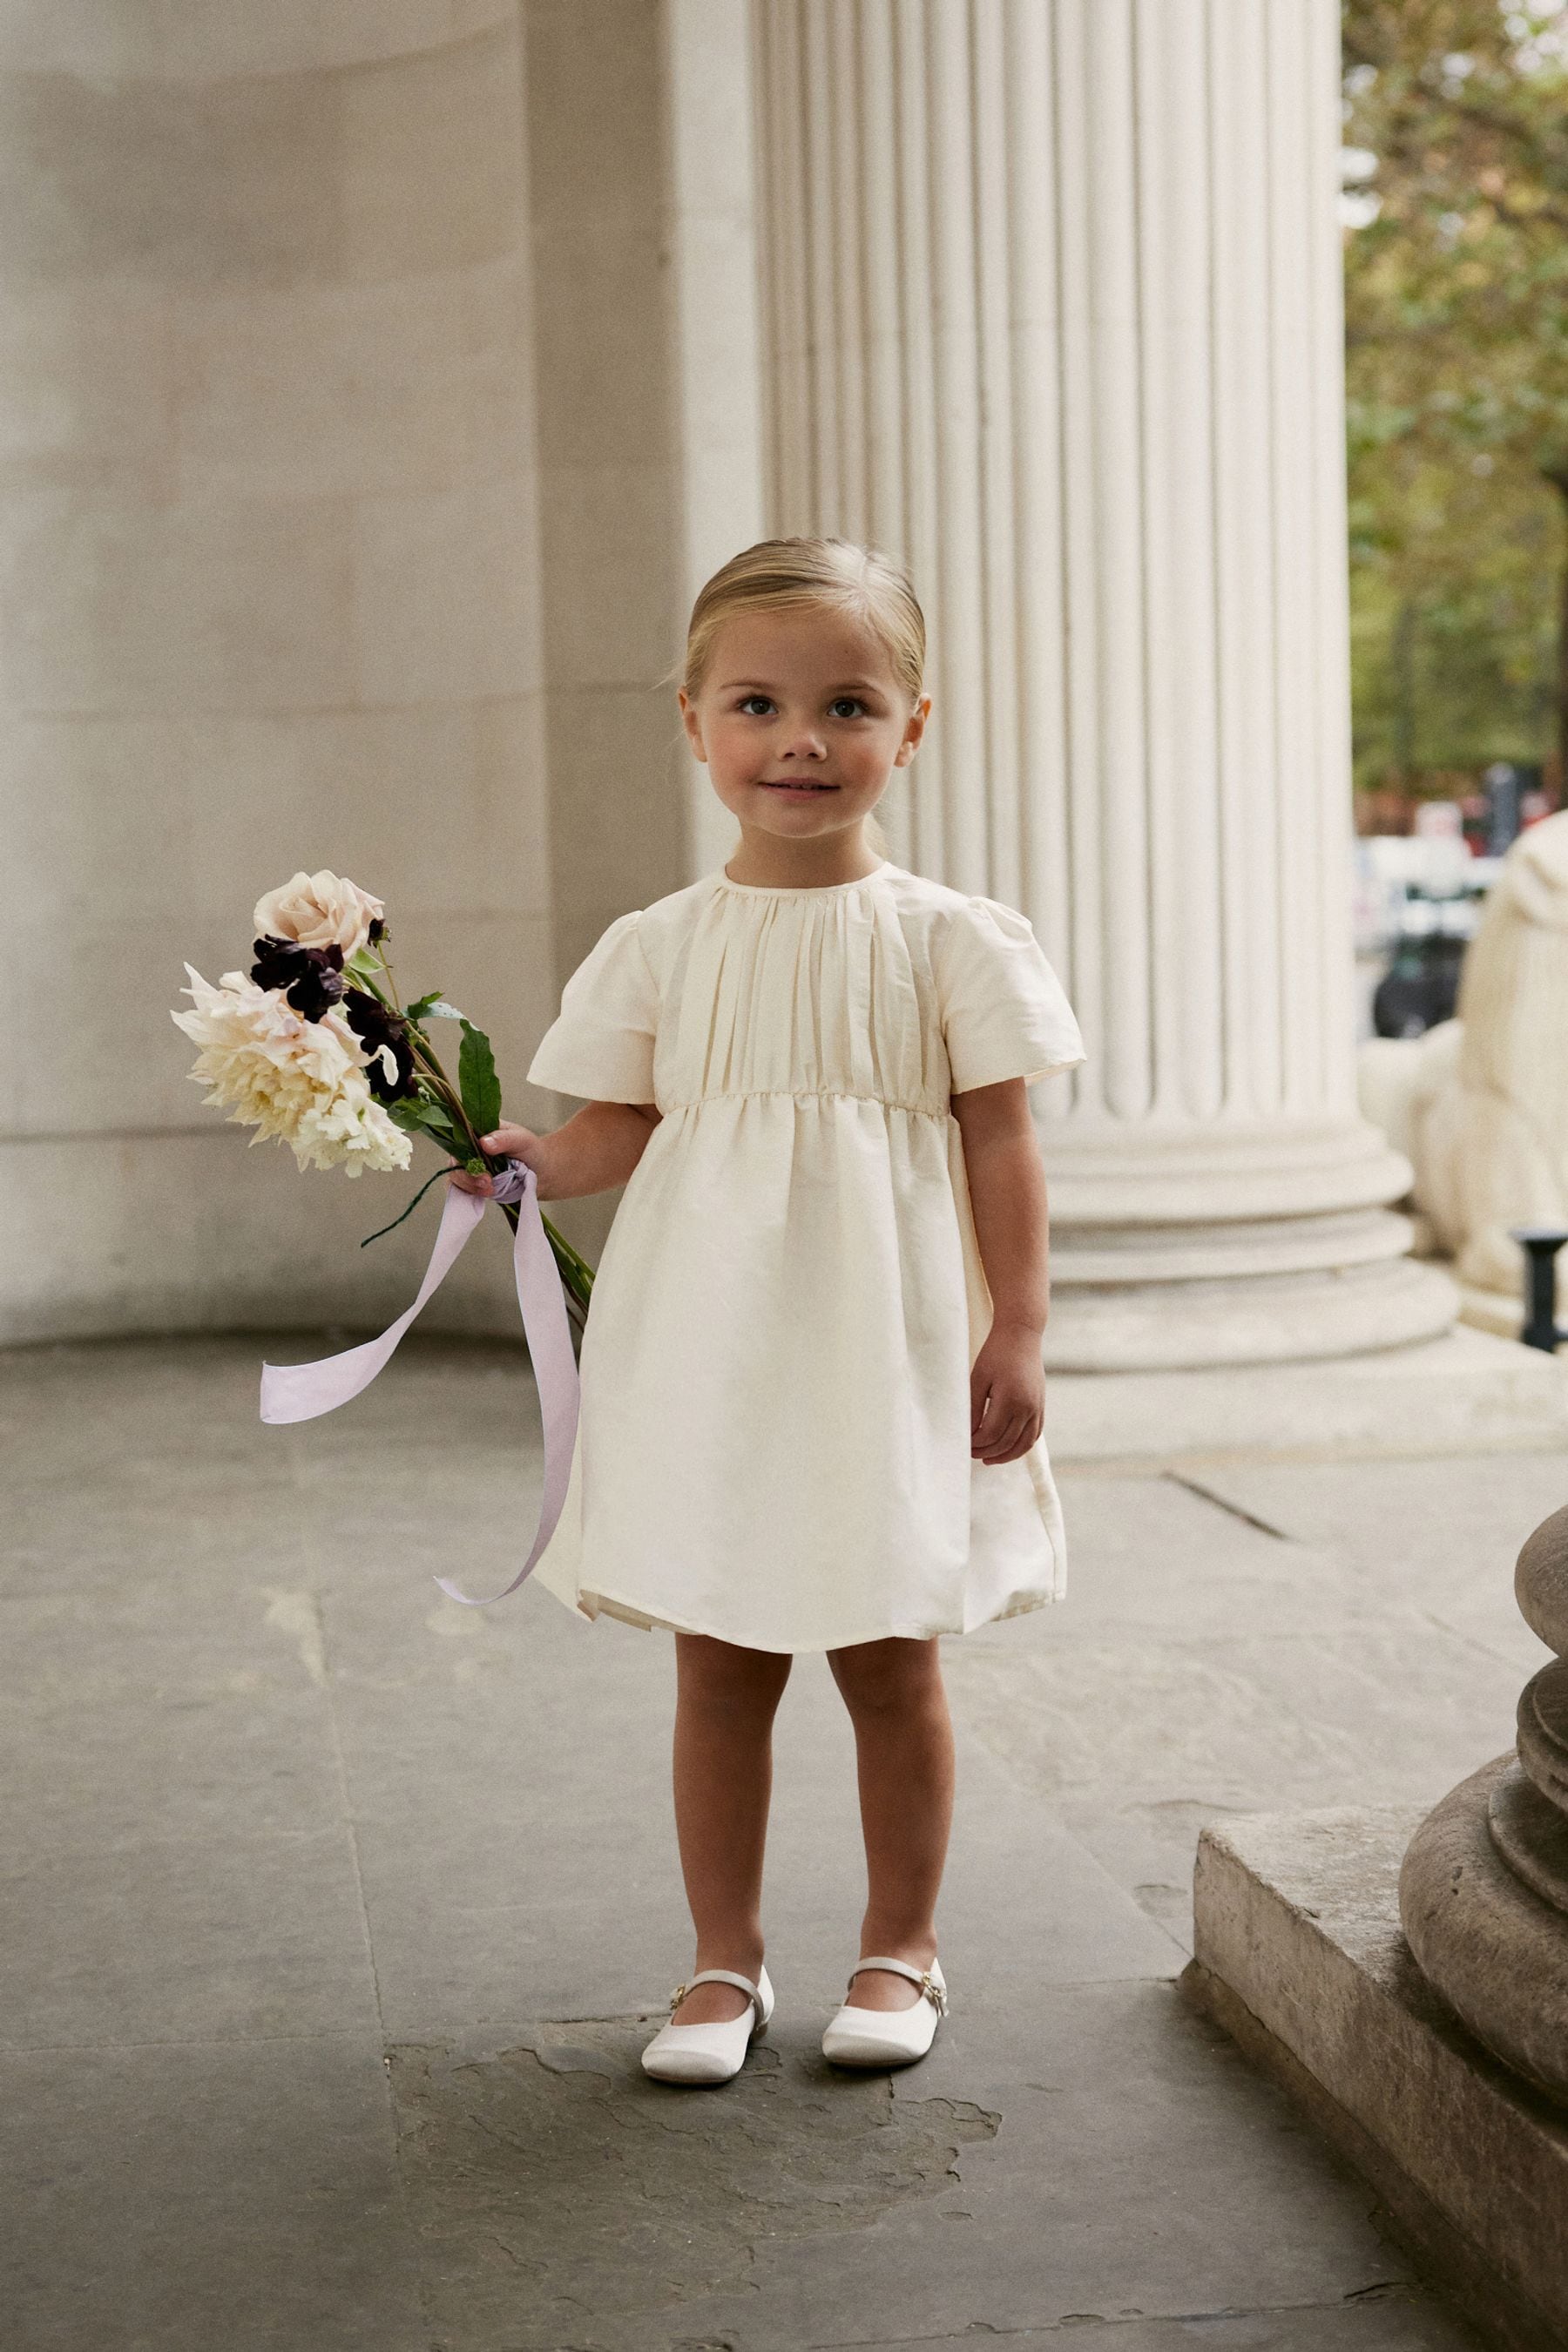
[0,4,698,1341]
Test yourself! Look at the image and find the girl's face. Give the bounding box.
[679,607,929,851]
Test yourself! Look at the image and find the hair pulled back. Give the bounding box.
[676,537,925,708]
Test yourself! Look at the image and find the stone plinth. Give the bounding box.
[1044,1323,1568,1467]
[1190,1504,1568,2349]
[1186,1805,1568,2352]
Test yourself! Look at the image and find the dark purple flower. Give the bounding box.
[341,987,417,1103]
[249,936,345,1022]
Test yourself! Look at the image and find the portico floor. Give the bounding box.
[7,1334,1559,2350]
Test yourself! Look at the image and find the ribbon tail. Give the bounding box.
[260,1160,583,1610]
[260,1183,486,1423]
[435,1173,581,1607]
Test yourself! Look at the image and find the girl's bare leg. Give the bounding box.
[667,1631,793,2024]
[827,1635,955,2011]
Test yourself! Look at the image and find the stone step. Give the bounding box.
[1188,1798,1568,2352]
[1044,1326,1568,1468]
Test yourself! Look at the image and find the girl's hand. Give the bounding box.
[970,1321,1045,1464]
[446,1122,548,1199]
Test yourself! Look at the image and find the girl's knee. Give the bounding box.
[675,1632,792,1718]
[828,1634,943,1718]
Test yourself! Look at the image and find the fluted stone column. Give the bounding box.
[1400,1506,1568,2105]
[0,7,551,1340]
[753,0,1455,1369]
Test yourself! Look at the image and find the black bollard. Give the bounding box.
[1511,1227,1568,1352]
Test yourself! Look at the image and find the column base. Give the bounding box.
[1040,1119,1453,1370]
[1042,1253,1457,1372]
[1400,1756,1568,2104]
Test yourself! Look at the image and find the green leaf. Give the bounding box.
[403,990,443,1025]
[457,1021,502,1138]
[411,1082,457,1132]
[388,1092,460,1140]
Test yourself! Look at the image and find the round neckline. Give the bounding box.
[715,858,893,896]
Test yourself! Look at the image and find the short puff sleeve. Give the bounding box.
[936,896,1085,1093]
[525,909,659,1102]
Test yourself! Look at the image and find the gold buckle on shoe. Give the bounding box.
[667,1982,689,2016]
[920,1970,949,2017]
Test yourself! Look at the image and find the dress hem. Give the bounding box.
[568,1582,1063,1653]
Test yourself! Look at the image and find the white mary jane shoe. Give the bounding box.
[821,1955,948,2069]
[640,1963,774,2085]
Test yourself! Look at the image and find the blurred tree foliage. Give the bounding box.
[1342,1,1568,795]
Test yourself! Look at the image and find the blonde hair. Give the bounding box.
[668,537,927,861]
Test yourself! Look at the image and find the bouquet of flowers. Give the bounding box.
[171,868,593,1333]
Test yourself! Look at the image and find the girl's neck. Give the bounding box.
[721,830,886,890]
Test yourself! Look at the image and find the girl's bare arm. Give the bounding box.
[448,1101,662,1202]
[950,1077,1050,1463]
[950,1078,1050,1332]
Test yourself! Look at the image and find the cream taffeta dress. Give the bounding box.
[523,858,1086,1653]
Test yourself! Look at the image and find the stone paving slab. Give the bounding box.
[952,1459,1563,1956]
[0,1337,1497,2349]
[0,1582,345,1851]
[0,1824,379,2049]
[1,2035,427,2352]
[381,1984,1457,2352]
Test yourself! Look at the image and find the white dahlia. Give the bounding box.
[171,966,412,1177]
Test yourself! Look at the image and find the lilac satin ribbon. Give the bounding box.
[260,1160,580,1607]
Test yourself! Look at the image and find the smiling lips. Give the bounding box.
[760,781,838,792]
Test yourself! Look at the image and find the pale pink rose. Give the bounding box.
[171,966,411,1178]
[253,870,385,958]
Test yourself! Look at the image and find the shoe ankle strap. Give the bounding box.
[668,1967,764,2022]
[848,1956,947,2013]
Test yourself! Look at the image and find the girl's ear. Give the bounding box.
[893,693,932,769]
[678,688,708,765]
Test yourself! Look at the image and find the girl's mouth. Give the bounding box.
[760,781,838,796]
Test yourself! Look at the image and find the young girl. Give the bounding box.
[451,537,1085,2085]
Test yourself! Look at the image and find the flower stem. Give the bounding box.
[360,1164,450,1247]
[362,966,593,1328]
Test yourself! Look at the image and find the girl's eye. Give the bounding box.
[733,693,870,719]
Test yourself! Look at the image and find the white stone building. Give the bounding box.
[0,0,1497,1404]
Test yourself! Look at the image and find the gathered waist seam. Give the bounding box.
[661,1087,949,1119]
